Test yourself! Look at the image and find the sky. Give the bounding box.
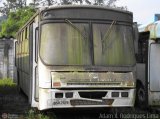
[116,0,160,25]
[27,0,160,24]
[1,0,160,25]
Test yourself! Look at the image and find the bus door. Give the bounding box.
[149,42,160,106]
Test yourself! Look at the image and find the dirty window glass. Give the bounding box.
[40,23,91,65]
[93,24,135,66]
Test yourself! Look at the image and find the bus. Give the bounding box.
[136,21,160,108]
[15,5,136,110]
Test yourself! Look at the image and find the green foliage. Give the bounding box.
[0,78,17,95]
[0,78,15,87]
[0,7,36,37]
[26,109,57,119]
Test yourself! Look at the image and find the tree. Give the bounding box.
[31,0,121,7]
[0,0,16,16]
[32,0,57,7]
[0,7,36,37]
[16,0,27,8]
[0,0,27,17]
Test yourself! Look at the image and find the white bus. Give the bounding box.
[136,21,160,108]
[15,5,136,110]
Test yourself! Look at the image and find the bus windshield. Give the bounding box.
[40,22,135,66]
[40,23,91,65]
[93,23,135,66]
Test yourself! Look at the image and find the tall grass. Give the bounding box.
[0,78,17,94]
[0,78,16,86]
[26,109,57,119]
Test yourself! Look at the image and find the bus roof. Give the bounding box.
[16,5,133,36]
[40,5,132,14]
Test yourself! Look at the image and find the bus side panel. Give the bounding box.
[149,43,160,92]
[17,28,30,97]
[148,92,160,106]
[30,15,39,108]
[29,23,33,104]
[148,43,160,106]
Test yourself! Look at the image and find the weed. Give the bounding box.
[26,109,56,119]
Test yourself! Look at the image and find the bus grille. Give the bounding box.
[79,92,107,99]
[67,82,121,86]
[70,99,114,106]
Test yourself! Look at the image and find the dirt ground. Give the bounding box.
[0,85,160,119]
[0,85,30,119]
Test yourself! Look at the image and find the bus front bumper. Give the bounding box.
[38,88,136,110]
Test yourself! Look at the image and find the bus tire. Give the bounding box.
[136,82,146,109]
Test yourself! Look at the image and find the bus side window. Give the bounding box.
[25,27,28,39]
[16,35,19,68]
[20,33,23,70]
[26,26,30,73]
[15,41,18,67]
[137,32,150,63]
[35,28,39,62]
[24,27,28,73]
[17,36,20,68]
[22,30,25,70]
[29,23,33,66]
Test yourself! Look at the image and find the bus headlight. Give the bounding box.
[53,82,61,87]
[51,73,62,88]
[121,81,135,87]
[126,81,135,87]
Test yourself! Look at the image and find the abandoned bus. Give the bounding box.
[136,21,160,108]
[15,5,136,110]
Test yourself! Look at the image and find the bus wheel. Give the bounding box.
[136,83,146,108]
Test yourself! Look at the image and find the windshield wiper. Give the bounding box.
[101,20,117,53]
[102,20,116,42]
[65,19,88,40]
